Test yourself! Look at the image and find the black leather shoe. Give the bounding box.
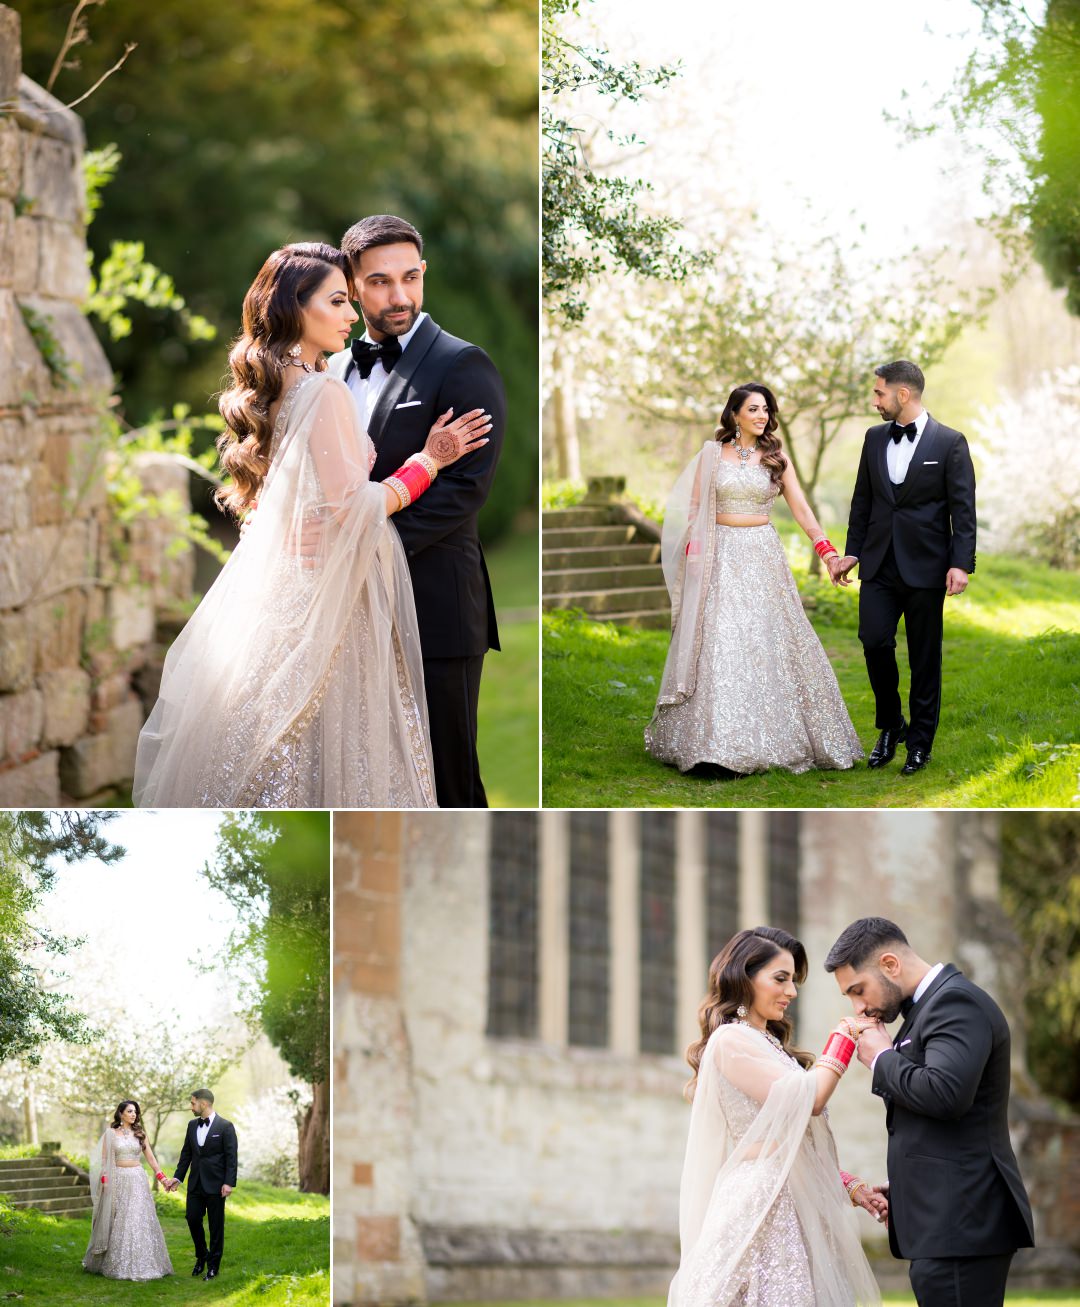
[203,1267,219,1280]
[901,748,931,775]
[192,1260,205,1277]
[867,719,907,768]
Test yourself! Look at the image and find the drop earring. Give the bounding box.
[736,1004,748,1020]
[287,343,302,358]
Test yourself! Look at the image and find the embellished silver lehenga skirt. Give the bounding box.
[646,525,863,774]
[83,1168,173,1281]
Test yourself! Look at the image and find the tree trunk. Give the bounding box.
[297,1079,329,1195]
[21,1071,38,1147]
[551,345,581,481]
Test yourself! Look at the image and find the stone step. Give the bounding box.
[0,1171,81,1191]
[0,1164,66,1181]
[543,585,671,615]
[0,1157,65,1171]
[543,564,666,595]
[542,525,640,550]
[543,543,661,569]
[8,1192,91,1215]
[541,506,622,528]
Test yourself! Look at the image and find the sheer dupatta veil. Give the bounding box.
[85,1127,118,1268]
[670,1023,881,1307]
[133,371,434,807]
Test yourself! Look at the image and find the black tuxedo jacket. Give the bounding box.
[845,416,977,587]
[332,315,506,660]
[175,1114,238,1196]
[872,964,1033,1260]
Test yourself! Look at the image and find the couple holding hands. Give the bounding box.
[647,360,977,781]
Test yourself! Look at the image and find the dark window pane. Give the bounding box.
[487,812,539,1039]
[569,813,610,1048]
[767,813,800,938]
[639,813,677,1055]
[705,813,739,965]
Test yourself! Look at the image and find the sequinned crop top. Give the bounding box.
[715,457,781,516]
[112,1131,143,1162]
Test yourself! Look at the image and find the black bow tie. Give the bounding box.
[891,421,918,444]
[351,337,402,379]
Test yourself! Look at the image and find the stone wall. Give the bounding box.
[0,6,193,804]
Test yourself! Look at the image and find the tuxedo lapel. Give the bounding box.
[894,417,940,505]
[873,427,896,505]
[893,963,959,1045]
[367,316,442,445]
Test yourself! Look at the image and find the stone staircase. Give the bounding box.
[0,1151,92,1216]
[543,479,670,629]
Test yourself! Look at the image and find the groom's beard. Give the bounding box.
[865,974,905,1023]
[365,304,419,337]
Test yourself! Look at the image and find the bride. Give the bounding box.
[83,1100,173,1280]
[670,927,885,1307]
[646,382,863,776]
[133,242,490,808]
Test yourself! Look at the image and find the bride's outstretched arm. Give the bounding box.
[141,1138,168,1186]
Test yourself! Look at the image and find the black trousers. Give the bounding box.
[186,1188,226,1269]
[858,546,946,753]
[908,1252,1014,1307]
[423,654,487,808]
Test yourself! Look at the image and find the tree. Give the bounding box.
[51,1018,241,1177]
[542,0,703,324]
[1001,813,1080,1110]
[203,812,330,1194]
[0,812,123,1067]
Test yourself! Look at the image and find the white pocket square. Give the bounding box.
[898,1038,912,1047]
[395,400,422,410]
[922,460,938,465]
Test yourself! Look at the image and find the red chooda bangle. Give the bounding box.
[155,1170,165,1181]
[813,537,837,559]
[384,460,433,509]
[822,1031,856,1067]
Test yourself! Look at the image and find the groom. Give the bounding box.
[167,1088,238,1281]
[826,917,1033,1307]
[328,213,506,808]
[831,361,976,775]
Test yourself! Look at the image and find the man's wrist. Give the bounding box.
[870,1047,894,1073]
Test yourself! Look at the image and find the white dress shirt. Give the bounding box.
[871,962,946,1072]
[345,311,428,432]
[196,1111,215,1147]
[886,408,929,484]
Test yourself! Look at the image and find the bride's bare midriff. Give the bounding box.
[116,1161,141,1167]
[716,513,770,526]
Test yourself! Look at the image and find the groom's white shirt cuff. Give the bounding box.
[870,962,945,1072]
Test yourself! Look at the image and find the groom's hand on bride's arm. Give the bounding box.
[945,567,969,596]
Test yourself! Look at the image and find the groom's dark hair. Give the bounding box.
[824,917,909,973]
[341,214,424,262]
[192,1088,215,1104]
[874,359,924,395]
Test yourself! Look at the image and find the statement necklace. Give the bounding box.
[734,1017,788,1056]
[731,436,759,465]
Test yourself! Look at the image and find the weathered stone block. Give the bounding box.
[0,685,44,760]
[0,288,52,406]
[0,416,24,462]
[16,76,84,151]
[0,610,33,691]
[0,119,20,203]
[12,214,38,295]
[58,694,142,796]
[109,585,155,649]
[16,296,112,395]
[19,134,81,224]
[28,587,87,673]
[0,199,13,289]
[0,749,60,805]
[37,220,89,301]
[0,9,19,111]
[91,670,130,713]
[32,430,104,526]
[0,463,31,532]
[39,666,90,748]
[0,521,94,609]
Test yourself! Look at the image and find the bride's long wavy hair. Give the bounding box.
[684,926,814,1100]
[111,1099,147,1143]
[714,382,788,488]
[216,242,353,518]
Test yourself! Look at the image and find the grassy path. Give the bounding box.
[1,1182,328,1306]
[543,550,1080,808]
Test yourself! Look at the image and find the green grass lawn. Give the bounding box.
[481,524,540,807]
[1,1182,329,1306]
[543,547,1080,808]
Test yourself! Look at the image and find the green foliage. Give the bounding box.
[543,551,1080,809]
[19,303,75,386]
[0,813,123,1065]
[87,238,216,344]
[18,0,538,543]
[542,0,703,323]
[1001,814,1080,1109]
[203,814,329,1089]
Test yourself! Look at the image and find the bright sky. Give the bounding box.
[36,811,252,1037]
[578,0,1038,257]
